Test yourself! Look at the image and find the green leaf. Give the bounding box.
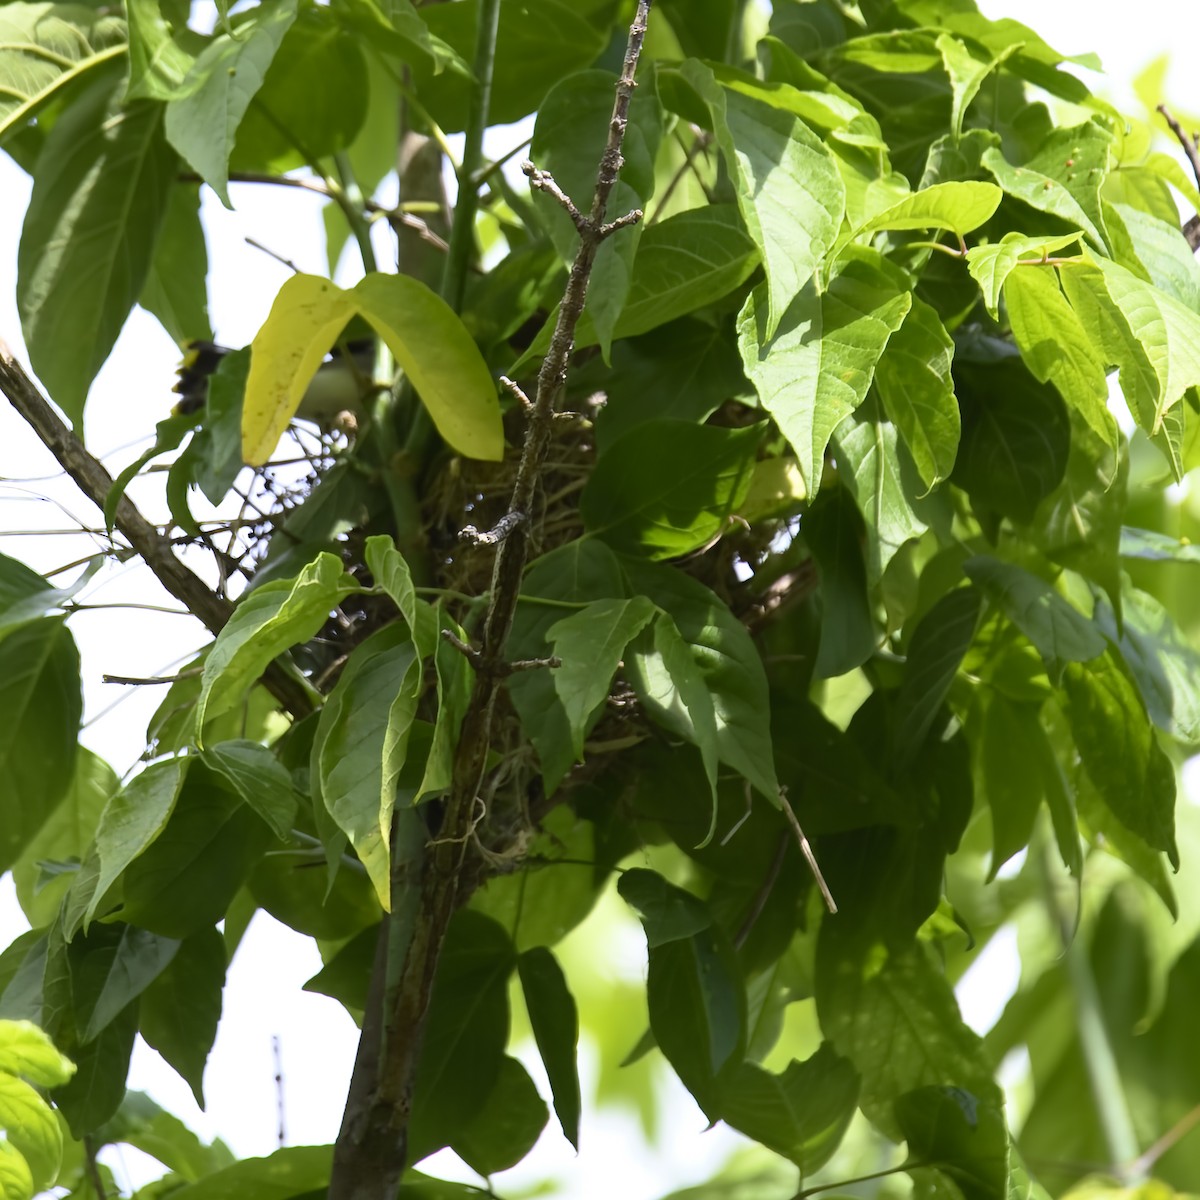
[580,421,762,560]
[18,75,176,428]
[519,206,760,369]
[970,693,1050,879]
[530,68,661,357]
[966,233,1083,319]
[804,486,875,680]
[313,625,420,908]
[0,619,81,875]
[506,540,626,794]
[621,872,745,1119]
[0,1021,74,1087]
[139,182,212,345]
[718,1045,860,1173]
[163,0,299,207]
[408,912,515,1160]
[1003,262,1113,447]
[1095,586,1200,745]
[86,758,190,928]
[895,1086,1008,1200]
[52,1000,137,1137]
[981,119,1113,249]
[963,556,1104,682]
[330,0,468,81]
[146,1145,331,1199]
[894,587,983,768]
[951,355,1070,524]
[0,1072,62,1192]
[119,763,275,937]
[622,559,779,803]
[874,296,960,494]
[0,3,126,143]
[71,925,181,1044]
[203,740,299,842]
[126,0,195,100]
[936,33,1018,141]
[230,7,368,174]
[518,948,581,1150]
[617,870,713,948]
[194,552,354,735]
[854,180,1002,239]
[546,597,656,762]
[99,1091,234,1181]
[243,272,502,465]
[589,319,750,453]
[1089,255,1200,435]
[816,934,1000,1138]
[684,61,845,338]
[450,1055,547,1176]
[1062,646,1178,868]
[417,611,473,799]
[138,928,225,1107]
[409,0,607,133]
[1119,527,1200,564]
[738,252,912,498]
[831,396,927,584]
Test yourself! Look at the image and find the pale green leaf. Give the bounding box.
[962,556,1104,681]
[1003,264,1113,446]
[685,60,845,338]
[936,33,1019,140]
[0,1021,73,1088]
[0,1135,34,1200]
[739,253,911,498]
[874,296,959,493]
[194,553,352,735]
[0,2,126,143]
[126,0,195,100]
[855,180,1001,239]
[0,1075,59,1193]
[966,233,1082,318]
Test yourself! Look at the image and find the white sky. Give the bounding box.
[1,2,1199,1194]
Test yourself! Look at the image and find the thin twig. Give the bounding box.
[1125,1098,1200,1176]
[0,340,314,719]
[82,1136,108,1198]
[733,832,789,950]
[1157,105,1200,250]
[778,785,837,913]
[103,668,202,686]
[273,1035,287,1149]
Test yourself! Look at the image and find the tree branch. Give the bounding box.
[0,339,313,719]
[329,3,652,1195]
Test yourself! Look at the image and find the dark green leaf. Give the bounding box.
[895,1085,1008,1200]
[617,870,712,949]
[894,586,982,767]
[250,843,380,942]
[506,539,626,794]
[518,948,581,1150]
[580,421,762,560]
[139,928,226,1107]
[0,618,81,875]
[120,763,275,937]
[622,559,779,801]
[52,1001,137,1138]
[450,1056,548,1176]
[804,486,875,679]
[951,355,1070,525]
[18,74,176,427]
[1062,647,1178,868]
[718,1045,859,1173]
[408,911,515,1160]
